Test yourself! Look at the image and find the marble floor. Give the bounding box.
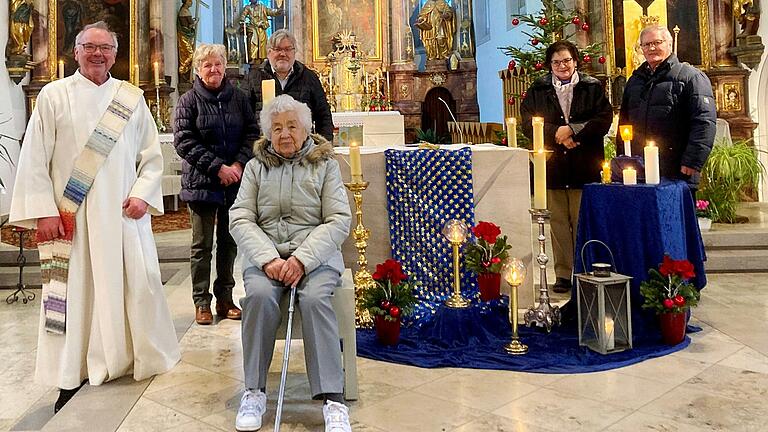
[1,229,767,431]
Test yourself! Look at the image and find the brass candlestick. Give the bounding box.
[154,85,166,133]
[442,219,470,308]
[344,180,376,328]
[503,258,528,355]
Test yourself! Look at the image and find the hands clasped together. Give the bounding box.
[264,256,305,288]
[36,197,149,242]
[555,125,579,149]
[218,162,244,186]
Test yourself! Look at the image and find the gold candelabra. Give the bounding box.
[442,219,470,308]
[503,258,528,355]
[344,180,376,327]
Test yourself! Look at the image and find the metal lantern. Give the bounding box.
[576,241,633,354]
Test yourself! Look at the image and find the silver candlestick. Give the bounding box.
[524,208,561,332]
[154,85,166,133]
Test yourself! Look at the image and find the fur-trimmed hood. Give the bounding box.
[252,134,335,168]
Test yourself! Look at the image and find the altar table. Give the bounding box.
[335,144,535,304]
[572,179,706,339]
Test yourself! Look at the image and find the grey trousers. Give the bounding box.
[240,265,343,399]
[547,189,582,280]
[189,201,237,307]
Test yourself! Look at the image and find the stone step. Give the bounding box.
[704,249,768,273]
[702,228,768,250]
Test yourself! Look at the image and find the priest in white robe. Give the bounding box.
[9,21,180,411]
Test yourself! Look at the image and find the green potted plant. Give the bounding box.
[464,221,512,301]
[699,138,766,223]
[415,128,449,145]
[360,259,417,345]
[640,255,701,345]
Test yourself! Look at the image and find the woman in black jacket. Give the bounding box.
[174,43,260,325]
[520,40,613,293]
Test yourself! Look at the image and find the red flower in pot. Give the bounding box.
[361,259,418,346]
[465,221,512,301]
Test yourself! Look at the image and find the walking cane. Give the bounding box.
[274,281,298,432]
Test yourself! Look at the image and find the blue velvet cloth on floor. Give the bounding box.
[357,302,691,372]
[571,179,707,339]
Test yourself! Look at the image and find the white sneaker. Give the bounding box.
[323,401,351,432]
[236,389,266,431]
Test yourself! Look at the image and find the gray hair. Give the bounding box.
[268,29,297,50]
[640,25,673,44]
[192,43,228,72]
[260,94,313,136]
[75,21,119,52]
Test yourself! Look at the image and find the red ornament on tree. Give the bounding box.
[581,23,590,31]
[521,91,527,99]
[507,60,516,70]
[598,56,606,64]
[583,54,591,63]
[512,18,520,26]
[572,16,581,25]
[501,137,507,145]
[539,17,549,26]
[663,298,675,309]
[389,306,401,318]
[534,62,543,70]
[380,300,391,310]
[531,38,540,46]
[507,97,515,105]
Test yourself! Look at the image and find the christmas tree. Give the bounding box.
[499,0,604,81]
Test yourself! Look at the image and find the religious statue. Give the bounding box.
[415,0,456,61]
[735,0,761,36]
[239,0,284,63]
[177,0,198,81]
[8,0,35,56]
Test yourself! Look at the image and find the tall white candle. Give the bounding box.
[619,125,633,157]
[58,60,65,79]
[386,70,390,99]
[349,142,363,182]
[622,167,637,185]
[644,141,660,185]
[605,317,615,351]
[505,117,517,147]
[533,149,547,209]
[262,79,276,105]
[153,61,161,86]
[532,117,544,151]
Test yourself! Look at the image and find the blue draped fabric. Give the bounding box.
[384,148,478,326]
[571,179,707,340]
[357,302,691,372]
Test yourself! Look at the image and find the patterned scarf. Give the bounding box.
[38,81,143,334]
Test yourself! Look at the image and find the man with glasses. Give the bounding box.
[244,29,334,141]
[619,25,716,190]
[10,21,180,413]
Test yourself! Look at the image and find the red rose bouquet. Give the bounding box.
[464,221,512,275]
[640,255,701,314]
[360,259,417,322]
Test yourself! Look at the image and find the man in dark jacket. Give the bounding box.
[521,41,613,293]
[619,25,716,189]
[174,44,260,325]
[244,29,334,141]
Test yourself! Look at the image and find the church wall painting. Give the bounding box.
[310,0,383,62]
[50,0,138,83]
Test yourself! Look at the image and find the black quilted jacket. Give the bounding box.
[173,77,259,204]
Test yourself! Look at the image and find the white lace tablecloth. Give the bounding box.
[332,111,401,127]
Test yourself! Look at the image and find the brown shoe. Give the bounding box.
[195,305,213,325]
[216,301,242,320]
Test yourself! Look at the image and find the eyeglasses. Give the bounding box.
[78,43,116,53]
[270,47,295,54]
[640,40,666,49]
[551,58,573,67]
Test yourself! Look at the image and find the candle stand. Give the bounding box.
[442,220,470,309]
[524,209,561,332]
[344,180,376,328]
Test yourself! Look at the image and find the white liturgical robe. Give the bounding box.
[10,71,180,390]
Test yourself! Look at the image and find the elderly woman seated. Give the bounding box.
[230,94,352,432]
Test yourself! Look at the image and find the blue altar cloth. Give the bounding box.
[570,179,707,339]
[357,303,691,373]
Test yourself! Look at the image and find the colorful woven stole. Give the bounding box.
[38,81,144,334]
